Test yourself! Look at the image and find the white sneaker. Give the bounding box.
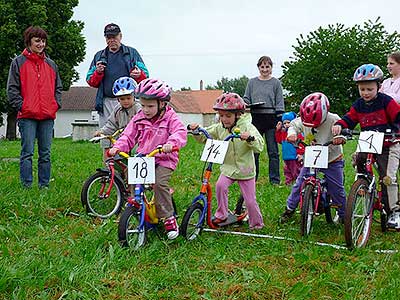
[387,211,400,229]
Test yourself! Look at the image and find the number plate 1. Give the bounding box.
[304,146,329,169]
[356,131,384,154]
[200,139,229,164]
[128,157,155,184]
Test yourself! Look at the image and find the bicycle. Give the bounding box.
[343,130,400,248]
[180,127,252,241]
[117,146,179,249]
[297,138,343,236]
[81,129,129,219]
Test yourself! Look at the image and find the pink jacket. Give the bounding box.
[113,106,187,170]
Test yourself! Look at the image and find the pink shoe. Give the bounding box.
[164,216,179,240]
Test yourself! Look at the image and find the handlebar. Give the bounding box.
[187,125,255,142]
[89,128,125,143]
[338,128,400,143]
[106,145,179,160]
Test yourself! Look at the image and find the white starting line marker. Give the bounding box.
[203,228,399,254]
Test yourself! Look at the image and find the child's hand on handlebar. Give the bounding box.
[187,123,199,131]
[286,134,297,143]
[240,131,251,141]
[94,130,102,137]
[162,143,173,153]
[332,136,346,145]
[108,147,120,157]
[332,125,342,136]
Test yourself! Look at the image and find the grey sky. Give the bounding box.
[72,0,399,90]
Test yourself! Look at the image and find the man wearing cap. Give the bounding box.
[86,23,148,148]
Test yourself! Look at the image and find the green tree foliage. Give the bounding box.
[281,18,400,115]
[206,75,249,97]
[0,0,85,127]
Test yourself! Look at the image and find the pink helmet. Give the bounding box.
[213,92,246,112]
[299,92,330,128]
[134,78,171,101]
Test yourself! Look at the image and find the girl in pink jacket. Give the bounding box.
[109,78,187,240]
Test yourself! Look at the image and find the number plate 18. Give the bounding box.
[128,157,155,184]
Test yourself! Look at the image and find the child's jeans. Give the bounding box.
[284,160,302,185]
[215,174,264,229]
[154,166,174,219]
[386,143,400,212]
[286,160,346,217]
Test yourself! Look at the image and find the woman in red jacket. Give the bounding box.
[7,26,62,189]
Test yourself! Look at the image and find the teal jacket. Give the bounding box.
[194,114,264,180]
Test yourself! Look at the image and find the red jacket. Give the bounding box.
[7,49,62,120]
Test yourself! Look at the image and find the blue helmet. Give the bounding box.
[353,64,383,82]
[112,77,137,96]
[282,111,296,122]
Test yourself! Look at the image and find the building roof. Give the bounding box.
[169,89,223,114]
[60,86,96,110]
[61,86,223,114]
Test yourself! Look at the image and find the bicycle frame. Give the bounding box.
[299,167,326,215]
[123,147,179,232]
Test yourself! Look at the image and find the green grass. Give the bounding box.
[0,137,400,299]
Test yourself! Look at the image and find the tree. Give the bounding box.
[206,75,249,97]
[281,18,400,115]
[0,0,86,139]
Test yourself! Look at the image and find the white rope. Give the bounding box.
[203,228,399,253]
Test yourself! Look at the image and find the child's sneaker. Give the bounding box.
[387,211,400,229]
[164,216,179,240]
[279,208,294,224]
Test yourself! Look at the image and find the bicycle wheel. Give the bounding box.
[180,202,204,240]
[300,184,315,236]
[118,206,146,249]
[81,171,125,219]
[344,178,373,248]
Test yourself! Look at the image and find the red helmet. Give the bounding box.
[299,92,330,128]
[213,92,246,112]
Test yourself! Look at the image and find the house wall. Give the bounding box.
[176,113,203,127]
[55,110,97,137]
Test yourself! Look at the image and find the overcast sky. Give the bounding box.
[72,0,399,90]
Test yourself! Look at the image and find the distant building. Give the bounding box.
[0,87,223,138]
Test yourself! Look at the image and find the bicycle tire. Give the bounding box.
[344,178,373,248]
[118,205,146,249]
[81,171,125,219]
[300,184,315,236]
[180,202,204,240]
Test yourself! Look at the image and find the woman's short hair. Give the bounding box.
[24,26,48,47]
[257,56,273,67]
[388,52,400,64]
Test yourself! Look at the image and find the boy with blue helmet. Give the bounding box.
[275,111,303,185]
[94,77,141,159]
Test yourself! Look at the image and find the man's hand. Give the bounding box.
[130,66,141,79]
[96,61,106,73]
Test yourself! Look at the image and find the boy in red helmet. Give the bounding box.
[280,92,346,224]
[189,92,265,230]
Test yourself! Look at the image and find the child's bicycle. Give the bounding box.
[117,146,179,249]
[296,138,343,236]
[81,129,129,218]
[180,127,251,240]
[343,129,400,248]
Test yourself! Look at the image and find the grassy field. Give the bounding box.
[1,137,400,300]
